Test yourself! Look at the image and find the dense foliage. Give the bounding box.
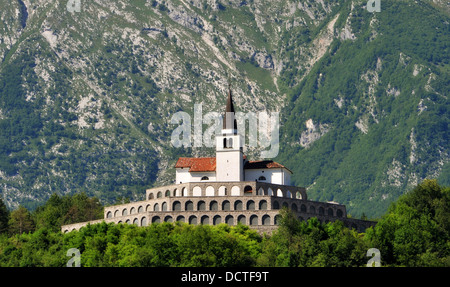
[0,180,448,267]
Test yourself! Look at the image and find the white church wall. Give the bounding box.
[190,172,216,182]
[175,168,191,184]
[245,168,290,185]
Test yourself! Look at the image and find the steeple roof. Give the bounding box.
[223,87,238,131]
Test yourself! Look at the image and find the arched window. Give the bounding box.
[173,201,181,211]
[262,215,270,225]
[210,201,218,211]
[258,176,266,181]
[201,176,209,181]
[222,200,231,211]
[198,201,206,211]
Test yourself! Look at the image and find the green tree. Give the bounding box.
[8,206,34,235]
[365,179,450,266]
[0,198,9,234]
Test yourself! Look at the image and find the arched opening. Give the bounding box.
[176,215,185,222]
[234,200,243,211]
[213,215,221,225]
[189,215,197,225]
[273,201,280,209]
[152,216,160,223]
[164,216,173,223]
[154,203,159,211]
[210,201,218,211]
[244,185,253,194]
[301,204,307,213]
[106,211,112,218]
[291,203,298,212]
[122,209,128,216]
[218,186,227,196]
[165,190,170,197]
[337,209,343,218]
[250,215,258,226]
[262,215,270,225]
[257,187,264,195]
[222,200,231,211]
[198,201,206,211]
[237,215,246,225]
[319,207,324,215]
[173,201,181,211]
[185,201,194,211]
[138,206,143,213]
[162,202,168,211]
[193,186,202,196]
[201,176,209,181]
[114,210,119,217]
[149,193,154,200]
[259,200,267,210]
[201,215,209,225]
[130,207,136,214]
[157,191,162,198]
[258,176,266,181]
[328,208,333,216]
[205,186,215,196]
[277,189,283,197]
[247,200,255,210]
[225,215,234,225]
[141,217,147,227]
[231,186,240,196]
[133,218,139,225]
[310,206,316,214]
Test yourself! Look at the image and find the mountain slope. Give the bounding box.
[0,0,448,218]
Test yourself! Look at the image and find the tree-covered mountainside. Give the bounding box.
[0,0,448,218]
[0,180,448,267]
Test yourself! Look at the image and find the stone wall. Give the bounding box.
[62,182,375,234]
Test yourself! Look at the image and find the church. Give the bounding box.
[62,90,375,234]
[175,89,291,187]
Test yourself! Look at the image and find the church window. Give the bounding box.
[258,176,266,181]
[201,176,209,181]
[223,137,233,148]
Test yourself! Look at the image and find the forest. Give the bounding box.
[0,179,448,267]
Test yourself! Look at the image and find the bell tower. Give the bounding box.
[216,88,244,182]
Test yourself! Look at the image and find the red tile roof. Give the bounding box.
[175,157,216,172]
[175,157,292,174]
[245,160,293,174]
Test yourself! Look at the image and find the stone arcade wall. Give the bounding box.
[61,182,375,234]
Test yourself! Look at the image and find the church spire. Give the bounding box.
[223,86,238,132]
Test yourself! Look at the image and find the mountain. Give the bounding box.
[0,0,448,218]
